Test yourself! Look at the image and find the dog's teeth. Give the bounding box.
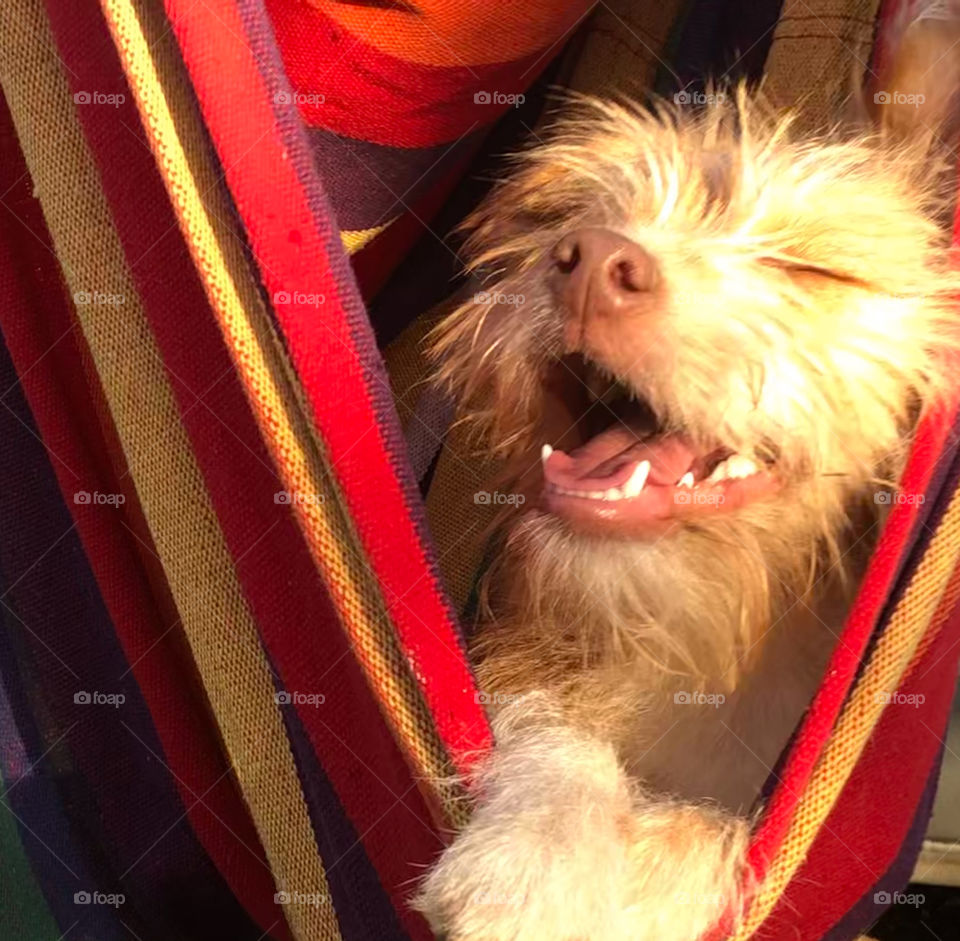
[541,444,553,464]
[706,454,759,483]
[707,460,730,483]
[677,471,694,488]
[622,460,651,498]
[553,479,649,501]
[725,456,759,480]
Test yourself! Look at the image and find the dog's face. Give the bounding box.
[436,94,956,533]
[432,92,958,668]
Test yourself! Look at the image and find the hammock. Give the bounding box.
[0,1,956,940]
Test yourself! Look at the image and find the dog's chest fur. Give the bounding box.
[477,567,853,816]
[626,596,845,813]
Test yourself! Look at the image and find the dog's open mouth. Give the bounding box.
[539,354,780,534]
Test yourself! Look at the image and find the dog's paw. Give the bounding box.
[415,720,637,940]
[415,705,750,941]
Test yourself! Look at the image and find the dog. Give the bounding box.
[415,7,960,941]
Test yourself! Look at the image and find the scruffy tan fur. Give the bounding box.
[416,7,960,940]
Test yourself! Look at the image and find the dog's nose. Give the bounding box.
[549,228,659,316]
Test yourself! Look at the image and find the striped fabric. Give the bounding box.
[265,0,595,299]
[0,1,957,940]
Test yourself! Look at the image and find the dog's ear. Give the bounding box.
[870,3,960,157]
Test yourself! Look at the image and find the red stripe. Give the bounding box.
[0,74,288,940]
[265,0,563,148]
[164,0,492,774]
[52,2,449,934]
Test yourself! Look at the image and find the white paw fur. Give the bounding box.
[416,700,751,941]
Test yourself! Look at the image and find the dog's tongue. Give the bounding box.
[544,427,696,491]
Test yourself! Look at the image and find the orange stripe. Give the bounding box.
[307,0,596,67]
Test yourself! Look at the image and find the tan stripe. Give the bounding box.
[906,550,960,670]
[0,4,342,938]
[732,484,960,938]
[566,0,687,98]
[764,0,882,131]
[99,0,465,826]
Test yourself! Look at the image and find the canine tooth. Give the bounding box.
[677,471,694,488]
[541,444,553,463]
[622,460,651,498]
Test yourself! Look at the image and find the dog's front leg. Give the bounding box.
[416,698,751,941]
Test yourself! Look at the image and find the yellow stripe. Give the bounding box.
[99,0,465,826]
[341,219,395,254]
[732,481,960,938]
[0,4,343,940]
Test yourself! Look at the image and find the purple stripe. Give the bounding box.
[657,0,784,96]
[0,314,264,939]
[266,655,410,941]
[0,588,128,939]
[305,126,482,232]
[404,386,455,486]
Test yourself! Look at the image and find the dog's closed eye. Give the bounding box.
[758,256,863,285]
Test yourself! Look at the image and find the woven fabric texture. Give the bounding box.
[0,1,958,939]
[0,2,337,939]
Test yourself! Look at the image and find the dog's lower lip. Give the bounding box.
[542,472,780,534]
[539,437,780,534]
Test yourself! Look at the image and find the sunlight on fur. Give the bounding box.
[416,8,960,941]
